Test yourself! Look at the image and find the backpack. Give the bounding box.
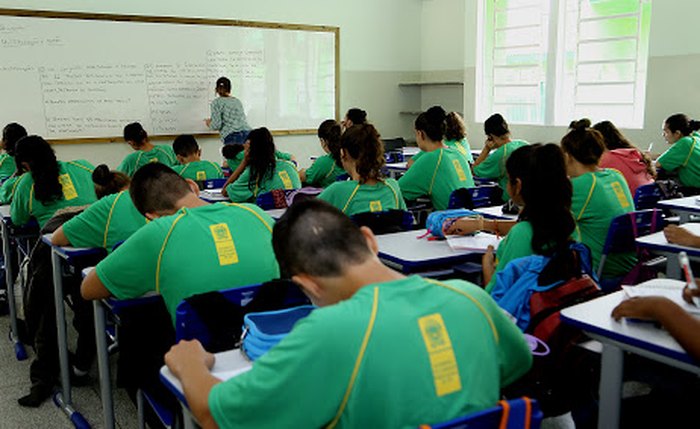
[425,209,480,239]
[255,187,322,210]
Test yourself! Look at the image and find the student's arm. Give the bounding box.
[221,158,248,198]
[656,138,692,172]
[81,269,112,300]
[298,169,307,183]
[225,169,254,203]
[612,296,700,361]
[59,196,111,249]
[51,226,71,247]
[472,140,496,168]
[664,225,700,248]
[445,216,517,236]
[209,100,222,131]
[482,246,496,286]
[165,340,219,429]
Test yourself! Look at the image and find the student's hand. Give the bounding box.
[204,118,212,128]
[664,225,700,247]
[165,340,215,379]
[682,285,700,305]
[611,296,671,321]
[444,217,482,236]
[221,186,229,198]
[482,245,495,269]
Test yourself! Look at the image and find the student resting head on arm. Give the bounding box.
[656,113,700,188]
[172,134,223,182]
[164,199,532,429]
[299,119,346,187]
[117,122,178,176]
[318,123,406,216]
[398,106,474,210]
[51,165,146,250]
[561,120,635,280]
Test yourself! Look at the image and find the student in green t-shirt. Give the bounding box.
[164,199,532,429]
[299,119,346,188]
[657,113,700,188]
[11,136,97,228]
[81,163,280,323]
[225,127,301,203]
[51,165,147,252]
[319,123,406,216]
[116,122,178,177]
[171,134,223,182]
[473,113,528,200]
[221,142,296,190]
[398,106,475,210]
[408,111,474,168]
[0,123,28,204]
[447,144,578,292]
[561,121,636,279]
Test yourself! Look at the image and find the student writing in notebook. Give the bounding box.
[164,199,531,429]
[656,113,700,189]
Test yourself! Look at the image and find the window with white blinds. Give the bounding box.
[476,0,651,128]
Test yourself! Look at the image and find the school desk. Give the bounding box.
[265,208,287,220]
[474,205,519,220]
[376,229,484,276]
[657,196,700,223]
[42,234,106,427]
[385,162,408,179]
[0,205,39,361]
[561,287,700,429]
[160,349,252,429]
[199,188,229,203]
[635,222,700,278]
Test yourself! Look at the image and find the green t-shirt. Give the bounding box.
[0,153,16,181]
[485,221,534,293]
[412,138,474,165]
[174,160,223,182]
[398,148,475,210]
[209,276,532,429]
[0,175,21,204]
[571,169,636,278]
[304,153,346,188]
[226,160,301,203]
[117,145,179,177]
[11,160,97,228]
[226,150,294,173]
[657,135,700,187]
[95,203,280,323]
[62,190,147,251]
[318,179,407,216]
[473,140,529,200]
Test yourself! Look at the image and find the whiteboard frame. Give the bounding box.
[0,8,340,145]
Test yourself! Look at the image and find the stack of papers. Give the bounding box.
[446,233,501,252]
[622,279,700,315]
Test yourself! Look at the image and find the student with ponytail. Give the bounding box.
[561,121,635,279]
[407,111,474,168]
[398,106,475,210]
[473,113,529,200]
[0,123,28,203]
[318,123,406,216]
[656,113,700,188]
[52,165,147,252]
[299,119,346,188]
[11,136,97,228]
[117,122,178,177]
[341,107,368,131]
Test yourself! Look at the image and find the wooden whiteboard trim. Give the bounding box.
[0,8,339,144]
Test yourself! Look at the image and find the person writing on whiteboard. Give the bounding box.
[205,77,252,145]
[117,122,178,177]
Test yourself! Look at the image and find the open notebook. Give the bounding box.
[446,232,501,252]
[622,278,700,315]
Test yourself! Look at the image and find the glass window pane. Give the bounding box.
[494,45,544,66]
[495,27,543,47]
[573,105,636,127]
[579,0,640,19]
[579,16,639,40]
[578,39,638,62]
[495,8,542,28]
[577,62,636,83]
[494,85,542,104]
[494,103,543,124]
[576,83,635,104]
[494,66,542,84]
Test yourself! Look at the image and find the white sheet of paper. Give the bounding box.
[446,233,501,252]
[622,279,700,315]
[213,366,252,382]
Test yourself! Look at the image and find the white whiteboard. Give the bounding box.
[0,11,338,141]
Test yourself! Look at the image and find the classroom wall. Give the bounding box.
[0,0,424,168]
[423,0,700,153]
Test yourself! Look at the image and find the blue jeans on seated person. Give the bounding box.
[223,130,251,145]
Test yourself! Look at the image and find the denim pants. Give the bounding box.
[223,130,250,145]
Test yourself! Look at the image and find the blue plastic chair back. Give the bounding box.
[255,191,281,210]
[597,209,665,279]
[202,178,227,189]
[420,397,542,429]
[448,186,503,209]
[634,183,663,210]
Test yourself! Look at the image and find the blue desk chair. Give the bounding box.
[420,397,542,429]
[350,210,414,235]
[634,183,663,210]
[597,209,665,290]
[448,185,503,210]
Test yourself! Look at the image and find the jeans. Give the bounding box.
[223,130,251,146]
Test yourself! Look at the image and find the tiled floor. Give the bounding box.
[0,314,140,429]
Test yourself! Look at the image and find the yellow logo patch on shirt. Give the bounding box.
[611,181,630,208]
[58,174,78,200]
[209,223,239,266]
[278,170,293,189]
[418,313,462,397]
[149,158,159,163]
[452,159,467,182]
[369,201,382,212]
[196,171,206,181]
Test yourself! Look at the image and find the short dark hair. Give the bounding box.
[123,122,148,146]
[130,163,191,215]
[484,113,510,137]
[216,77,232,93]
[173,134,200,157]
[665,113,700,136]
[415,106,446,142]
[272,199,373,278]
[2,123,27,156]
[92,164,130,199]
[345,108,367,125]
